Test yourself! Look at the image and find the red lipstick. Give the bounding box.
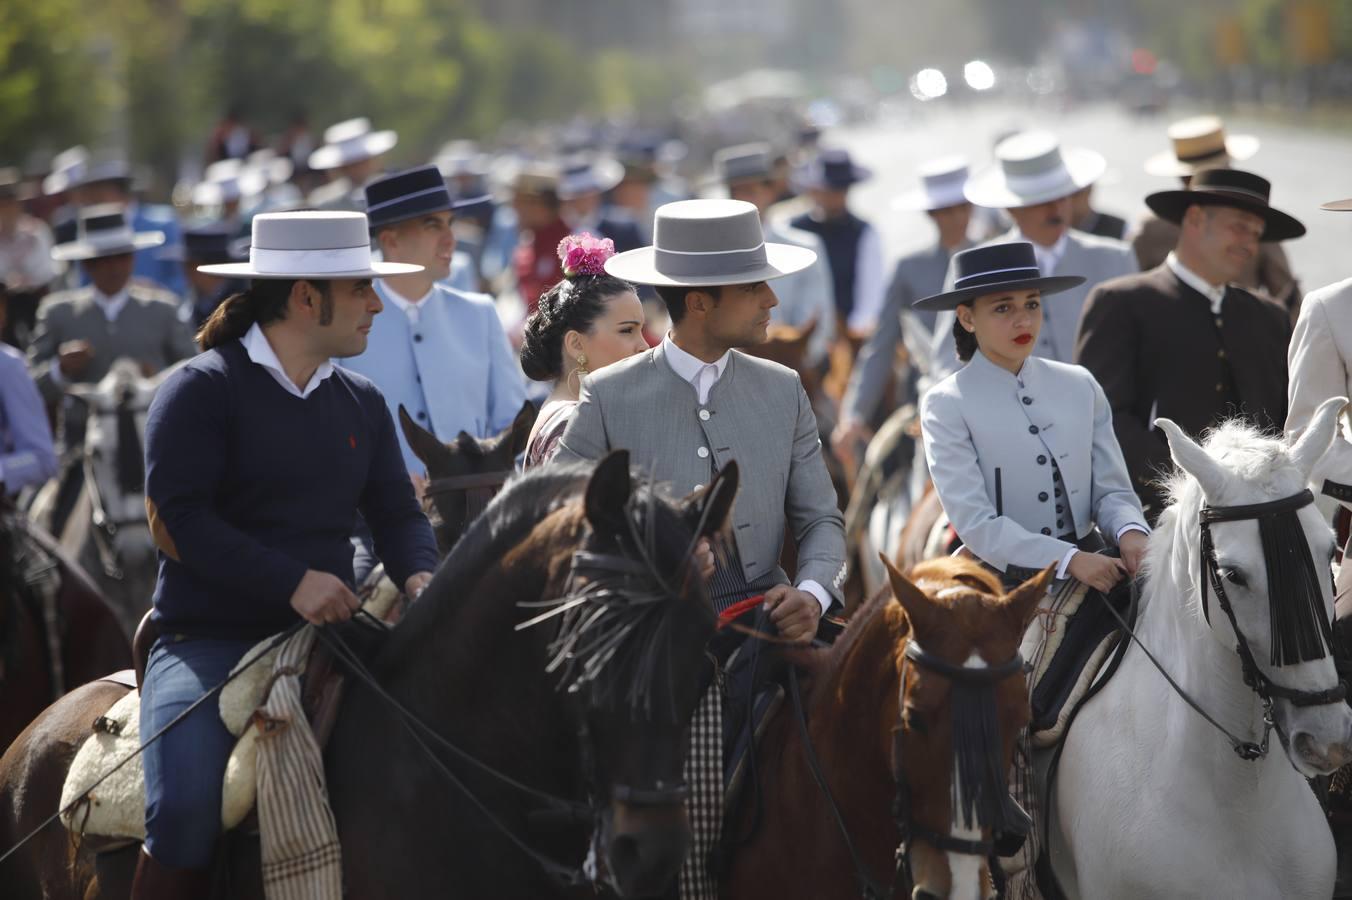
[1014,334,1033,346]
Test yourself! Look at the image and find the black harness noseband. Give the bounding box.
[1198,488,1346,715]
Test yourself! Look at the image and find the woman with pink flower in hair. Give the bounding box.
[520,233,648,467]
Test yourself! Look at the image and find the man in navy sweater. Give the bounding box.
[133,211,438,898]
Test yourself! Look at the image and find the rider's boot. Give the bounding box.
[130,847,210,900]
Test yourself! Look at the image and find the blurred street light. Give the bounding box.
[964,60,996,91]
[911,67,948,101]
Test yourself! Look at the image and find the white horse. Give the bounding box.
[1046,397,1352,900]
[57,359,180,635]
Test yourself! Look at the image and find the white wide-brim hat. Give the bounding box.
[964,132,1106,209]
[604,198,816,288]
[892,155,971,211]
[51,203,165,262]
[307,118,398,172]
[1144,115,1259,177]
[198,211,421,279]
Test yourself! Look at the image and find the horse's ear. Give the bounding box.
[585,450,632,532]
[1288,396,1346,481]
[881,553,942,638]
[1001,564,1054,632]
[1156,416,1226,501]
[504,401,538,458]
[682,460,739,537]
[399,405,451,469]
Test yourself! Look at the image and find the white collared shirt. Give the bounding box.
[1166,252,1227,315]
[1022,231,1070,277]
[662,334,730,405]
[376,279,434,327]
[243,323,335,399]
[663,332,832,615]
[92,287,129,322]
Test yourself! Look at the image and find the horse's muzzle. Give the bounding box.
[603,802,691,898]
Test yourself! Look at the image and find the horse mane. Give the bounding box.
[391,463,593,641]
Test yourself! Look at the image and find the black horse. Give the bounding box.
[0,452,737,900]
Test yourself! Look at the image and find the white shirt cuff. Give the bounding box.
[1055,547,1078,581]
[797,579,831,616]
[1116,524,1150,540]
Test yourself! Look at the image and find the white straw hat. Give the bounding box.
[197,211,421,279]
[892,156,971,211]
[51,204,164,262]
[307,118,399,172]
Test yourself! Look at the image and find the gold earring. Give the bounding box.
[576,354,589,376]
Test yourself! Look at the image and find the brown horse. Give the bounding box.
[0,453,737,900]
[0,512,130,755]
[720,556,1050,900]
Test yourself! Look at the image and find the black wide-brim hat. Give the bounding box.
[912,241,1085,311]
[364,164,490,230]
[1145,168,1305,242]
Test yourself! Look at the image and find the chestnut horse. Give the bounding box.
[0,453,736,899]
[721,556,1050,900]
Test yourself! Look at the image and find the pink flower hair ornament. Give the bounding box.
[557,232,616,278]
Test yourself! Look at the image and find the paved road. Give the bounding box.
[833,101,1352,294]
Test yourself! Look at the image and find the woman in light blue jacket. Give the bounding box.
[917,241,1148,592]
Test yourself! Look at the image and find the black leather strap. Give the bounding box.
[1323,480,1352,503]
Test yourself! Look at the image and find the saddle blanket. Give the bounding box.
[59,576,401,841]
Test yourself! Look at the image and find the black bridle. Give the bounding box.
[423,469,514,548]
[788,638,1027,900]
[1198,489,1346,724]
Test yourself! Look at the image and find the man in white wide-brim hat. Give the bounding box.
[929,131,1136,380]
[306,117,399,211]
[832,155,975,467]
[131,209,438,898]
[1131,115,1299,315]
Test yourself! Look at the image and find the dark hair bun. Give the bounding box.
[518,273,635,382]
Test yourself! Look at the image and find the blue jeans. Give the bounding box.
[140,635,254,868]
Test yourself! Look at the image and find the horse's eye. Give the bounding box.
[1222,567,1248,588]
[903,707,927,735]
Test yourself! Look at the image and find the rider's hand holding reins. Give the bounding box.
[764,584,822,644]
[405,571,433,600]
[290,570,361,625]
[694,538,716,581]
[1118,530,1148,577]
[1066,551,1127,594]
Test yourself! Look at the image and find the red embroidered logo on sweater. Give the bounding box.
[348,434,357,449]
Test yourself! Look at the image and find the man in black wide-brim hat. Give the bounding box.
[1074,168,1301,519]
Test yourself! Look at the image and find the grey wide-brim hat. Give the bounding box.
[51,203,165,262]
[964,131,1105,209]
[604,199,816,287]
[198,211,421,279]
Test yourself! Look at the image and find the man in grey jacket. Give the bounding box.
[33,205,196,408]
[556,198,846,642]
[930,132,1137,381]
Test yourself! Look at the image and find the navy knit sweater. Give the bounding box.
[144,340,439,639]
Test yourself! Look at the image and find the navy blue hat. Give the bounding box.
[912,241,1085,311]
[160,223,247,264]
[795,148,871,191]
[363,164,488,230]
